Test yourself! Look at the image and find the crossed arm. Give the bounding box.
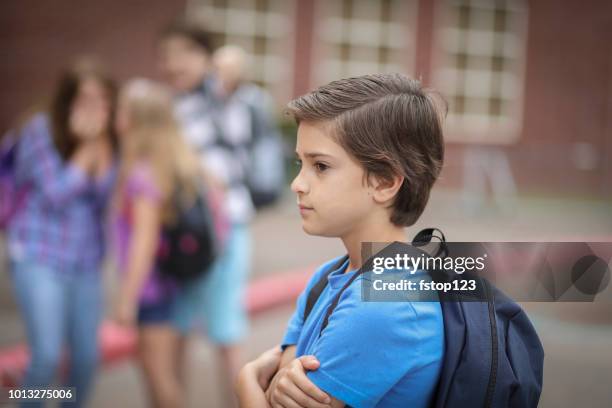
[235,346,345,408]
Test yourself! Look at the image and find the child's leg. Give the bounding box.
[10,260,67,408]
[138,324,184,408]
[63,270,102,408]
[216,342,242,407]
[173,334,189,391]
[205,224,251,407]
[170,224,251,405]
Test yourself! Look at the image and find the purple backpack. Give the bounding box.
[0,131,28,229]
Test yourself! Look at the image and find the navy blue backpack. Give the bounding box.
[304,229,544,408]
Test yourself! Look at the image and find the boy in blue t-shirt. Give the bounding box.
[237,73,446,408]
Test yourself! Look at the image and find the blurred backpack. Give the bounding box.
[0,130,29,229]
[156,178,229,284]
[239,86,286,209]
[304,229,545,408]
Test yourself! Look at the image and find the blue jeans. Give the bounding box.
[10,259,102,408]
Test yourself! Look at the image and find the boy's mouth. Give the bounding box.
[298,203,314,213]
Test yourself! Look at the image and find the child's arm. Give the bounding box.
[265,348,333,408]
[90,138,116,208]
[115,194,161,326]
[236,364,270,408]
[19,125,95,209]
[279,345,296,369]
[236,347,329,408]
[269,259,347,406]
[236,346,282,408]
[280,294,443,407]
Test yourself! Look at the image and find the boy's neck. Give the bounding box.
[341,222,408,273]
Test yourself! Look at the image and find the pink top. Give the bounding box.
[114,163,176,305]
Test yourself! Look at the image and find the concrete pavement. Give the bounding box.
[1,187,611,407]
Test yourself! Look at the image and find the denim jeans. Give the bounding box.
[10,259,102,408]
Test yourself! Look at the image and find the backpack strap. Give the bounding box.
[483,279,498,408]
[412,227,448,258]
[246,101,262,147]
[317,241,431,334]
[303,255,349,322]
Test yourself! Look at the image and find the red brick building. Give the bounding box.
[1,0,611,197]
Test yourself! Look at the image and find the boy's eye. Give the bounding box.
[314,162,329,172]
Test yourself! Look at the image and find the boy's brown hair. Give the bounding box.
[160,19,214,55]
[287,73,445,226]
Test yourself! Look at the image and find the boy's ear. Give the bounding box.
[368,173,404,204]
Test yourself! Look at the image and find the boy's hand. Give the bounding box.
[266,356,331,408]
[252,346,283,389]
[235,346,282,408]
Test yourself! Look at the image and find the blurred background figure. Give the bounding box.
[212,45,249,98]
[462,145,517,215]
[157,21,256,406]
[112,78,205,408]
[3,57,117,407]
[213,45,286,209]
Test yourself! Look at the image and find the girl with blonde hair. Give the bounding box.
[113,78,206,408]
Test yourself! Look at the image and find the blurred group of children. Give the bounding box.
[2,20,280,408]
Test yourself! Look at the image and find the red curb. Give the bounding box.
[246,267,313,315]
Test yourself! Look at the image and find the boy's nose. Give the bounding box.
[290,172,309,194]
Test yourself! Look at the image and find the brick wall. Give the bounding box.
[0,0,186,132]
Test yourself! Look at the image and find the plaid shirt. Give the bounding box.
[174,78,255,224]
[7,114,114,273]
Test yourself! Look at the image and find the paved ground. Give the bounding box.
[1,188,611,407]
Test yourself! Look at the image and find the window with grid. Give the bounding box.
[313,0,417,86]
[186,0,293,98]
[433,0,528,143]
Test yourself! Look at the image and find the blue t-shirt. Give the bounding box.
[282,256,445,408]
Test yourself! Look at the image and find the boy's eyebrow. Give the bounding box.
[295,151,334,159]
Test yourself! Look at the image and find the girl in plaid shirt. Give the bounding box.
[7,58,117,408]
